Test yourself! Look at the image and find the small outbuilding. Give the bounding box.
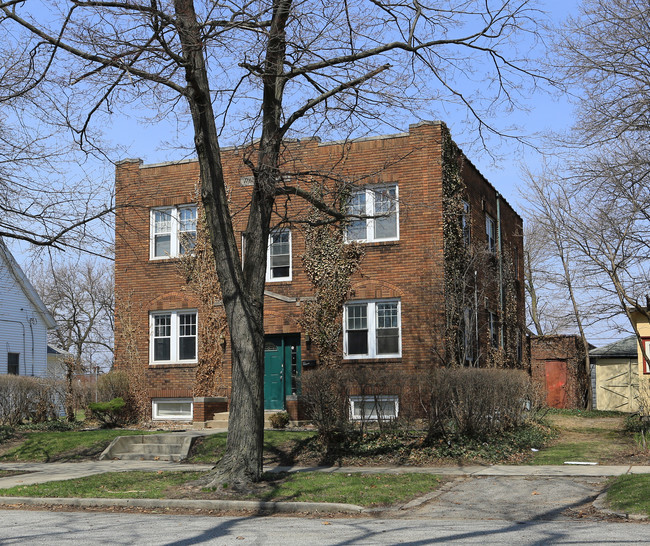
[590,336,638,412]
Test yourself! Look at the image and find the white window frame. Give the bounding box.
[643,339,650,375]
[150,205,197,260]
[266,229,292,282]
[345,184,399,243]
[343,299,402,359]
[152,398,193,421]
[149,310,198,364]
[349,395,399,421]
[485,214,497,253]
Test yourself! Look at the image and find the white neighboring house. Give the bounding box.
[47,345,72,378]
[0,238,57,377]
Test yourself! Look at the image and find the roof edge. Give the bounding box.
[0,238,57,329]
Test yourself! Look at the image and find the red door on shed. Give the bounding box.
[545,360,568,408]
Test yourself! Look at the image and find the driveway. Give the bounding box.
[409,475,609,521]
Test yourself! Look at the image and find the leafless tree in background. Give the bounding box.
[2,0,549,486]
[547,0,650,354]
[34,258,114,373]
[0,32,114,252]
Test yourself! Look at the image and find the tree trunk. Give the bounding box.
[173,0,288,487]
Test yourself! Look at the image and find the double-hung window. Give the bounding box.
[151,205,197,259]
[266,229,292,281]
[344,300,401,359]
[345,184,399,242]
[485,214,497,253]
[462,201,471,245]
[150,310,197,363]
[488,311,499,348]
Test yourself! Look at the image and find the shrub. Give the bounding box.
[624,413,650,433]
[301,367,351,445]
[0,425,13,444]
[88,397,127,427]
[17,419,80,432]
[0,375,59,426]
[97,370,131,401]
[93,371,139,424]
[424,368,539,441]
[269,411,290,429]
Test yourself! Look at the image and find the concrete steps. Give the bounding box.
[201,411,279,430]
[99,434,195,462]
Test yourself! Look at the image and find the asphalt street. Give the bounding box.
[0,510,648,545]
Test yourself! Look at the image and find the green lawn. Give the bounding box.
[188,430,315,464]
[606,474,650,516]
[0,430,156,462]
[0,471,201,499]
[255,472,440,507]
[528,412,637,465]
[0,470,441,507]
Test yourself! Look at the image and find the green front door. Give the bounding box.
[264,334,301,410]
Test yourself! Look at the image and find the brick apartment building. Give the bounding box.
[114,121,525,425]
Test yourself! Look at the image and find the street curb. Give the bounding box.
[592,490,649,521]
[0,496,364,514]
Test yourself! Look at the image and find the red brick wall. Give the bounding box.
[114,121,524,415]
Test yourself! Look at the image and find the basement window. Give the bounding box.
[152,398,193,420]
[349,395,398,421]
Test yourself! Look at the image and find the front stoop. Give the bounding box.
[99,434,195,462]
[196,411,289,430]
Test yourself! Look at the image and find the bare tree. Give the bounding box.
[551,0,650,363]
[2,0,548,486]
[34,258,114,373]
[522,171,597,407]
[0,34,114,252]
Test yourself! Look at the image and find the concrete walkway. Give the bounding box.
[1,459,649,489]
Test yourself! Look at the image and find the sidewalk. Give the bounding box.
[3,460,650,489]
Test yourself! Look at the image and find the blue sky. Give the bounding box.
[12,0,613,342]
[90,0,579,214]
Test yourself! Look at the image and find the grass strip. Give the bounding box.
[606,475,650,517]
[0,430,156,463]
[0,470,441,507]
[545,408,625,418]
[252,472,441,507]
[0,471,202,499]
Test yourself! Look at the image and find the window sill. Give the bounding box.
[149,362,197,368]
[343,355,402,362]
[347,240,399,248]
